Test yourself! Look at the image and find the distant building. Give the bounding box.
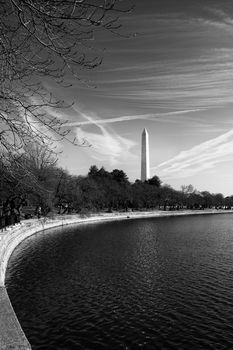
[141,128,150,181]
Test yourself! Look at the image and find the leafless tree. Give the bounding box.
[0,0,132,156]
[24,142,57,169]
[0,143,60,205]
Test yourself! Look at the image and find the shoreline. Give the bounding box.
[88,208,233,220]
[50,208,233,225]
[1,208,233,285]
[1,208,233,349]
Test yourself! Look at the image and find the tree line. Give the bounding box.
[1,148,232,218]
[1,2,231,219]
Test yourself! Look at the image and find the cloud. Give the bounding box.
[65,108,206,127]
[72,107,136,165]
[203,6,233,31]
[99,58,233,108]
[91,10,233,112]
[154,129,233,180]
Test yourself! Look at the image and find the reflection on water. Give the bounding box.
[5,214,233,349]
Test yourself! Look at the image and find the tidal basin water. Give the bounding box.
[5,214,233,349]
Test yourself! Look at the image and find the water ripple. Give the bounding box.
[5,214,233,349]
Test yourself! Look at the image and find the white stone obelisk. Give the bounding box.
[141,128,150,181]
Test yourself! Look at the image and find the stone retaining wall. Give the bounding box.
[0,216,92,349]
[0,210,232,349]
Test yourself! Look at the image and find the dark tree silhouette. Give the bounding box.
[111,169,129,183]
[148,175,162,187]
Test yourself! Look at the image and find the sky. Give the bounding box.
[45,0,233,195]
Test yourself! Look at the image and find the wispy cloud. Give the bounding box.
[154,129,233,180]
[91,10,233,112]
[65,108,206,127]
[203,6,233,31]
[97,54,233,110]
[72,107,136,165]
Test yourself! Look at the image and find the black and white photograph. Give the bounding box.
[1,0,233,349]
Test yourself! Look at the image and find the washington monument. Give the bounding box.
[141,128,150,181]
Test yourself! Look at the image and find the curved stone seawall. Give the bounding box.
[0,217,86,286]
[1,210,233,349]
[0,215,105,349]
[0,214,131,349]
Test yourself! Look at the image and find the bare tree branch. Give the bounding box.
[0,0,133,156]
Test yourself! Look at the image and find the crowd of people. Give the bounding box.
[0,196,25,230]
[0,197,75,230]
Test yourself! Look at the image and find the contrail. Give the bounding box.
[65,108,205,127]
